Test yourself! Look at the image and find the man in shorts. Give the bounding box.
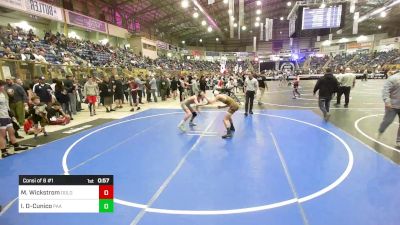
[0,80,27,158]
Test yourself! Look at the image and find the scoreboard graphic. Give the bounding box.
[18,175,114,213]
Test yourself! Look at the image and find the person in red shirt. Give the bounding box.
[129,77,141,112]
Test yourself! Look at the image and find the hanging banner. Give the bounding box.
[353,12,359,35]
[0,0,64,22]
[65,10,108,33]
[157,41,169,50]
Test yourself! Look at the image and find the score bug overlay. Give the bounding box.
[18,175,114,213]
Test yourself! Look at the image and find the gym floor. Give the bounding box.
[0,79,399,225]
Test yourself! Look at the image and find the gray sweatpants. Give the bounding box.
[379,107,400,142]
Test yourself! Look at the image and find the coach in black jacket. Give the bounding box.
[313,68,339,121]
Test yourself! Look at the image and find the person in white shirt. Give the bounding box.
[244,73,259,116]
[335,68,356,107]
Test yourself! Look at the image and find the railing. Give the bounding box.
[0,59,217,81]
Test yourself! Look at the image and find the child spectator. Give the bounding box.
[28,96,48,138]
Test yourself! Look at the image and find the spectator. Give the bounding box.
[33,77,53,105]
[83,76,99,116]
[378,69,400,146]
[54,80,72,119]
[100,76,114,112]
[149,75,158,102]
[63,75,76,115]
[313,68,339,121]
[5,77,27,125]
[46,102,70,125]
[27,96,48,138]
[113,75,124,109]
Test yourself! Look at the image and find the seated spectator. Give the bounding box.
[46,102,70,125]
[27,96,48,138]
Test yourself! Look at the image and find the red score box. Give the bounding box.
[99,185,114,199]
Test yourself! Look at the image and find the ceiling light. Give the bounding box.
[199,38,203,42]
[378,25,382,29]
[242,25,247,31]
[216,38,219,41]
[208,26,213,32]
[228,9,233,15]
[256,17,260,21]
[181,0,189,8]
[279,31,282,34]
[255,22,260,27]
[223,0,228,4]
[201,20,207,26]
[320,2,326,8]
[256,0,262,6]
[231,16,235,21]
[182,40,185,44]
[287,2,292,6]
[380,11,387,17]
[280,16,284,20]
[233,23,238,27]
[256,9,261,15]
[193,12,199,18]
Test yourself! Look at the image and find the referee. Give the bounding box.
[244,73,259,116]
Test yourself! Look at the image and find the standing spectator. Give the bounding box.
[313,68,339,121]
[170,76,178,100]
[100,77,114,113]
[256,73,268,105]
[159,75,168,101]
[63,75,77,115]
[378,70,400,146]
[292,75,301,99]
[74,79,83,112]
[178,76,187,102]
[244,73,258,116]
[149,75,158,102]
[199,75,207,93]
[0,80,27,158]
[33,77,53,105]
[113,75,124,109]
[191,76,200,96]
[54,80,73,119]
[135,75,144,104]
[5,77,27,125]
[336,68,356,107]
[83,76,99,116]
[129,77,141,112]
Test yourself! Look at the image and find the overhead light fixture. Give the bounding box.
[228,9,233,15]
[223,0,228,4]
[182,40,186,44]
[256,0,262,6]
[380,11,387,17]
[201,20,207,26]
[208,26,213,32]
[255,22,260,27]
[242,25,247,31]
[280,16,284,20]
[231,16,235,21]
[320,2,326,8]
[279,31,282,34]
[378,25,382,29]
[233,23,238,27]
[256,17,260,21]
[193,12,199,18]
[256,9,261,15]
[216,38,219,41]
[181,0,189,8]
[287,2,292,6]
[199,38,203,42]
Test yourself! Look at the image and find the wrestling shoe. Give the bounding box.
[178,124,186,132]
[189,122,197,127]
[222,133,233,139]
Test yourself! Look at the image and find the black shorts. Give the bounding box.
[114,93,124,100]
[0,118,12,129]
